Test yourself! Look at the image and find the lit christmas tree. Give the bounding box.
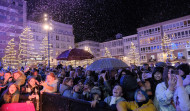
[40,35,53,65]
[105,47,112,58]
[18,27,35,66]
[84,46,92,54]
[127,42,140,65]
[161,33,176,62]
[2,38,18,68]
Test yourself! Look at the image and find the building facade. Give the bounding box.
[100,38,124,58]
[27,20,75,66]
[0,0,25,64]
[137,15,190,64]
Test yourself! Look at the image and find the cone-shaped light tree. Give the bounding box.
[18,26,35,66]
[2,38,18,68]
[127,42,140,65]
[161,33,176,62]
[105,47,112,58]
[40,35,53,65]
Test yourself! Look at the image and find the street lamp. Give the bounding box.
[43,13,53,68]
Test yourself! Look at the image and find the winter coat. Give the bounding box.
[173,86,190,111]
[14,72,26,89]
[117,99,156,111]
[59,84,79,99]
[156,82,190,111]
[155,82,176,111]
[20,85,40,111]
[0,90,20,106]
[41,79,58,93]
[104,96,125,105]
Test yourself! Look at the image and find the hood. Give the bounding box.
[134,89,149,103]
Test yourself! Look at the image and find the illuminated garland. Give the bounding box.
[40,35,53,65]
[127,42,140,65]
[18,26,36,66]
[84,46,92,54]
[105,47,112,58]
[2,38,18,69]
[161,33,176,61]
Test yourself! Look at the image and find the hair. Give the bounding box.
[134,89,149,102]
[5,71,12,75]
[113,84,123,92]
[177,63,190,78]
[63,77,73,85]
[162,66,175,88]
[152,67,164,80]
[13,71,23,76]
[143,63,149,66]
[3,83,19,95]
[27,77,36,88]
[47,72,56,80]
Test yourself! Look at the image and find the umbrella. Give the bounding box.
[56,48,94,60]
[86,58,128,71]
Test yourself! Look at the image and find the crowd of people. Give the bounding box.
[0,61,190,111]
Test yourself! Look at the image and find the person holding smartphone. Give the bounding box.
[155,66,190,111]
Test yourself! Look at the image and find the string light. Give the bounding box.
[18,26,36,66]
[2,38,18,69]
[105,47,112,58]
[161,33,176,62]
[40,35,53,65]
[127,42,140,65]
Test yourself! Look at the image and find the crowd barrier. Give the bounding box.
[40,93,112,111]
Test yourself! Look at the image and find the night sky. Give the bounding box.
[27,0,190,42]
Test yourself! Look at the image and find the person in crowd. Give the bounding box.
[120,69,138,101]
[73,68,85,85]
[27,69,42,83]
[141,63,152,82]
[20,77,40,111]
[84,70,96,84]
[66,65,73,77]
[104,85,125,110]
[107,69,120,87]
[117,89,156,111]
[82,80,94,101]
[59,77,80,98]
[155,66,190,111]
[40,72,58,93]
[97,70,112,99]
[177,63,189,79]
[176,63,190,96]
[69,70,75,78]
[142,67,164,99]
[0,71,13,93]
[57,70,66,92]
[0,83,20,106]
[13,70,26,89]
[150,63,155,72]
[56,61,63,70]
[174,62,180,68]
[131,65,140,79]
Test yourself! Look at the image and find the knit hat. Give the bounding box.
[90,86,101,96]
[134,89,149,103]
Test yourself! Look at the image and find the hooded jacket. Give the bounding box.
[59,84,80,98]
[15,72,26,89]
[117,99,156,111]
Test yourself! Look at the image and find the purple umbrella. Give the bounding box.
[56,48,94,60]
